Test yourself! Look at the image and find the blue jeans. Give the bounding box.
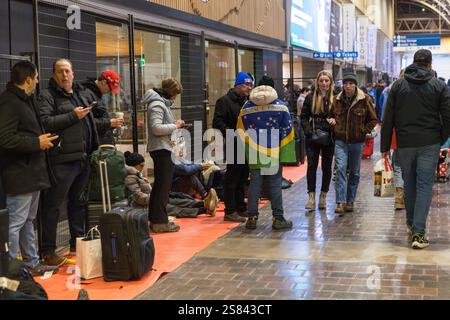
[335,140,364,204]
[7,191,41,269]
[248,166,283,218]
[392,150,404,189]
[397,144,440,235]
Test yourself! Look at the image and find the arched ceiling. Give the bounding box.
[396,0,450,34]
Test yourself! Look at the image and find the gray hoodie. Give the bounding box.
[142,89,177,153]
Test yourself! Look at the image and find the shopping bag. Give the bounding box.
[380,159,394,197]
[76,227,103,280]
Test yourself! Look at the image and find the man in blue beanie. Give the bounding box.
[213,72,253,222]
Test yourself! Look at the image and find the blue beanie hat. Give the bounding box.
[235,72,253,87]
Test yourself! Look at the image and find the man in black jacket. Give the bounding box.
[381,49,450,250]
[213,72,253,222]
[80,70,123,145]
[0,61,59,275]
[38,59,99,265]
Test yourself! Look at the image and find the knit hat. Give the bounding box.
[101,70,121,94]
[235,72,254,87]
[258,75,275,88]
[342,73,358,86]
[124,151,145,167]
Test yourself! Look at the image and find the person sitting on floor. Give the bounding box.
[172,157,219,214]
[124,152,217,217]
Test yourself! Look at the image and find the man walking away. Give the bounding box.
[381,49,450,249]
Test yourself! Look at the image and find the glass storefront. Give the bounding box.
[205,42,255,128]
[95,21,132,153]
[95,22,182,170]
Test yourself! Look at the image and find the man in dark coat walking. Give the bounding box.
[381,49,450,249]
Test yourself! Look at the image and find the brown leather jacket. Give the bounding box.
[329,88,378,144]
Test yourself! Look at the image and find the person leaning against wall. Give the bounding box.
[142,78,185,233]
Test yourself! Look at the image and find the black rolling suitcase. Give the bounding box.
[0,209,8,276]
[86,200,128,231]
[97,158,155,281]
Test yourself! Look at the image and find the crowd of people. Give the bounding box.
[1,48,449,279]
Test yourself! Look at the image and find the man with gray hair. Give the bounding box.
[38,58,99,265]
[381,49,450,249]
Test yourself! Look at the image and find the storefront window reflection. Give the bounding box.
[134,29,181,159]
[95,21,132,150]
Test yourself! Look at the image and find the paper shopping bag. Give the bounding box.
[76,227,103,280]
[380,159,394,197]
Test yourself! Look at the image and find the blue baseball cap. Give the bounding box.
[235,72,254,87]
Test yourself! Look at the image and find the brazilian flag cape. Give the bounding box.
[237,99,296,169]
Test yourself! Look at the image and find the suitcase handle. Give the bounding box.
[98,144,116,151]
[99,160,112,213]
[111,234,118,263]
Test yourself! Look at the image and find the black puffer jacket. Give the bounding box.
[79,78,114,145]
[300,92,332,139]
[381,64,450,152]
[0,83,52,195]
[38,78,99,164]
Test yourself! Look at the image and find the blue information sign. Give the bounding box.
[393,34,441,48]
[313,51,359,59]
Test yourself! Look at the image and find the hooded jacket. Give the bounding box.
[381,64,450,152]
[125,165,151,208]
[237,86,296,169]
[79,78,114,145]
[329,88,378,144]
[0,83,52,195]
[142,89,177,153]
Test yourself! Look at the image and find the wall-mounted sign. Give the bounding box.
[313,51,359,59]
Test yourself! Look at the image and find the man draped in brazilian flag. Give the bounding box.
[237,77,296,231]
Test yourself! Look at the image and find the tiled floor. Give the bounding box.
[137,148,450,300]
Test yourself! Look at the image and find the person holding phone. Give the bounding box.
[38,59,100,265]
[80,70,123,145]
[141,78,185,233]
[0,61,59,276]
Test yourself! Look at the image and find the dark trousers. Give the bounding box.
[172,175,207,198]
[40,160,90,254]
[224,164,249,215]
[149,150,175,224]
[306,141,335,193]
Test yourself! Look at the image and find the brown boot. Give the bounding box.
[395,188,405,210]
[335,203,346,214]
[345,203,354,212]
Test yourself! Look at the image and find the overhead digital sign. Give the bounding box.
[291,0,332,52]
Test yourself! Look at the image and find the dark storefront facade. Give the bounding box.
[0,0,285,248]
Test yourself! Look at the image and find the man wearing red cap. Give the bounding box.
[81,69,123,145]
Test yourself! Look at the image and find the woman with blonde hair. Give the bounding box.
[300,70,335,210]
